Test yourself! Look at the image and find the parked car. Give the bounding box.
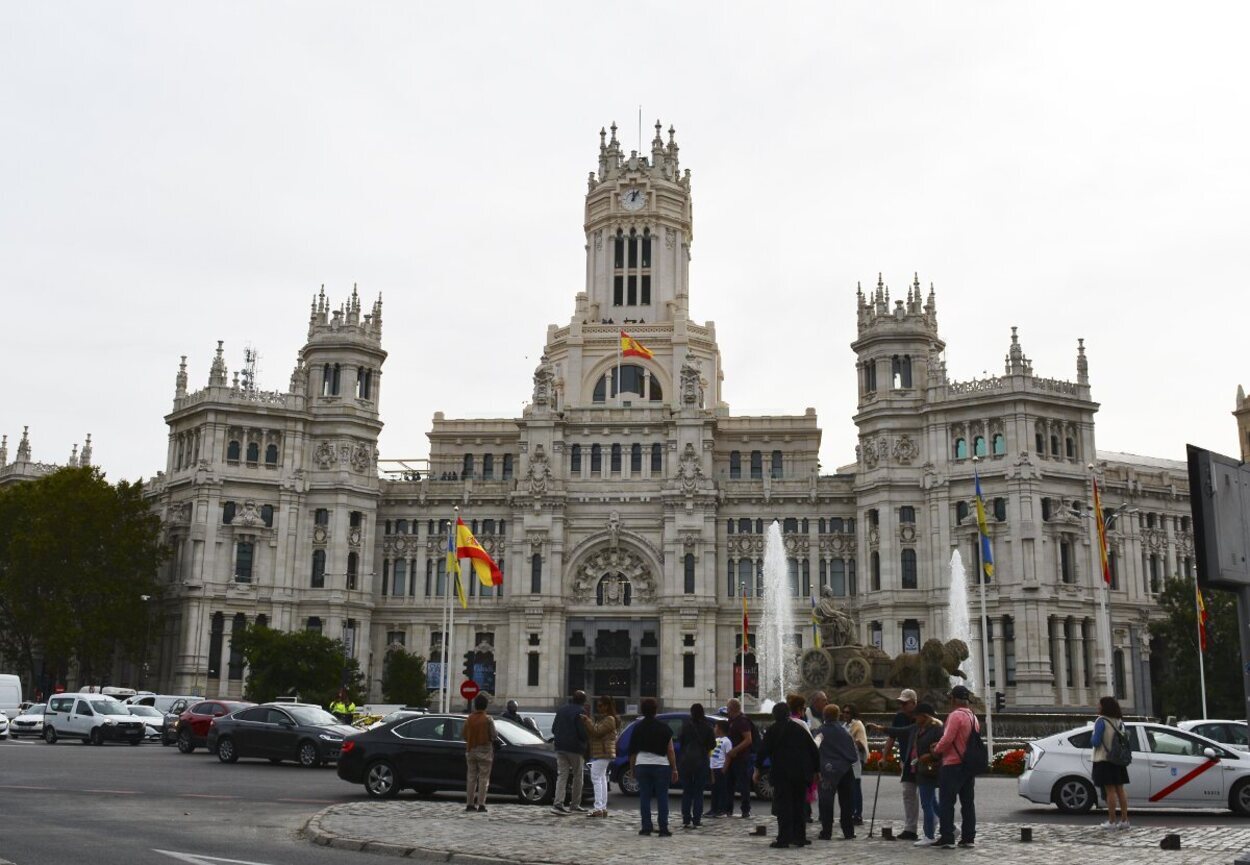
[43,694,145,745]
[9,703,46,739]
[1018,721,1250,815]
[175,700,254,753]
[208,702,356,767]
[0,713,7,739]
[1178,720,1249,752]
[161,697,194,745]
[127,705,165,741]
[337,712,592,804]
[609,711,733,795]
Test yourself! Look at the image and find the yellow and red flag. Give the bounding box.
[1093,478,1112,586]
[1196,584,1209,654]
[620,331,654,360]
[742,593,750,652]
[445,522,467,609]
[456,518,503,588]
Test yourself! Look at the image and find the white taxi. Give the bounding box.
[1018,721,1250,815]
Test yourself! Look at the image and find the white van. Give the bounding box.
[0,674,22,719]
[44,694,145,745]
[125,693,198,714]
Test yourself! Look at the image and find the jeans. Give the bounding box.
[710,767,729,814]
[465,745,493,807]
[901,779,919,833]
[937,764,976,844]
[635,764,671,832]
[918,780,939,840]
[555,751,585,807]
[728,754,754,816]
[589,758,610,812]
[818,770,856,839]
[679,764,709,826]
[851,776,863,819]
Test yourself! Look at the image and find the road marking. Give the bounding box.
[84,789,140,794]
[1149,759,1219,802]
[179,794,238,800]
[0,784,55,791]
[275,797,336,804]
[154,851,279,865]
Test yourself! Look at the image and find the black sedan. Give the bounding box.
[207,703,357,768]
[337,713,590,804]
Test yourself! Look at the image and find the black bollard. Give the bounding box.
[1160,834,1181,850]
[881,827,894,840]
[1020,828,1033,843]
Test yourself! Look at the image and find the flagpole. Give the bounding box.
[739,581,746,703]
[1090,470,1115,691]
[447,506,460,713]
[439,554,449,713]
[1196,585,1209,719]
[616,332,622,408]
[972,458,994,757]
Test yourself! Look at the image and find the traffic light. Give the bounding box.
[463,650,475,681]
[994,691,1006,713]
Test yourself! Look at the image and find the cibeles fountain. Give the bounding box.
[753,521,796,710]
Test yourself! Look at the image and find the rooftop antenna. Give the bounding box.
[638,105,642,152]
[241,344,260,392]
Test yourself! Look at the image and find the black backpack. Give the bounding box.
[958,715,990,775]
[742,716,763,755]
[1105,721,1133,767]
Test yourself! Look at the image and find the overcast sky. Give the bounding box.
[3,2,1247,482]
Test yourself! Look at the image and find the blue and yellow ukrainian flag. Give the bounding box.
[973,466,995,582]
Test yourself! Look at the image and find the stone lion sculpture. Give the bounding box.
[888,638,972,691]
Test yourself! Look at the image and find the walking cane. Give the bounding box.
[867,766,884,838]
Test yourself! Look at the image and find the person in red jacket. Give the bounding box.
[931,685,980,849]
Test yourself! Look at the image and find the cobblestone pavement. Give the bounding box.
[307,801,1250,865]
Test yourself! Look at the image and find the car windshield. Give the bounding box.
[24,704,46,715]
[128,706,163,717]
[91,700,131,716]
[498,719,548,747]
[286,706,339,726]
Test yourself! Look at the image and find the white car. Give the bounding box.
[1178,720,1249,753]
[43,693,145,745]
[127,705,166,740]
[1019,721,1250,815]
[9,704,46,738]
[0,714,8,739]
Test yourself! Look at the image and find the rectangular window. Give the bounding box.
[830,559,846,596]
[235,543,254,583]
[613,275,623,306]
[683,554,696,594]
[527,653,540,687]
[381,559,390,596]
[610,443,622,473]
[683,654,695,688]
[627,275,637,305]
[901,549,917,590]
[651,444,662,473]
[531,554,542,593]
[630,443,642,473]
[750,451,763,479]
[641,275,651,305]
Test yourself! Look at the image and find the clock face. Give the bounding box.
[620,187,646,211]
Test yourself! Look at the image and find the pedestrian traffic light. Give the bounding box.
[463,650,475,680]
[994,691,1006,712]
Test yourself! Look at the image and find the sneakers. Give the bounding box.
[551,803,569,815]
[897,831,919,841]
[957,840,975,848]
[477,805,487,813]
[937,838,956,849]
[465,805,475,812]
[657,829,672,837]
[915,838,938,847]
[1098,820,1116,830]
[570,805,588,813]
[638,828,652,836]
[1117,821,1131,831]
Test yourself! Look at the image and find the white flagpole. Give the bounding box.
[439,561,449,713]
[616,333,622,407]
[447,506,461,713]
[739,581,746,703]
[1196,587,1209,719]
[972,458,994,756]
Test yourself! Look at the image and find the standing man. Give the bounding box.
[462,693,496,812]
[551,690,589,814]
[722,697,755,819]
[500,700,523,726]
[882,688,919,839]
[807,690,828,733]
[932,685,981,849]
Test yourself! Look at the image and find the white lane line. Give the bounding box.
[153,850,280,865]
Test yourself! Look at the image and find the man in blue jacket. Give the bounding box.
[551,690,589,814]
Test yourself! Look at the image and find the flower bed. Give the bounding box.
[863,746,1027,776]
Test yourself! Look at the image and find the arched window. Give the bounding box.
[208,613,224,679]
[992,433,1006,456]
[683,553,696,594]
[235,542,254,583]
[227,440,241,462]
[590,444,602,474]
[393,558,406,596]
[729,451,741,479]
[1065,437,1075,459]
[502,454,513,479]
[314,508,329,526]
[222,501,236,525]
[610,443,622,473]
[228,613,247,680]
[306,616,322,635]
[260,504,274,527]
[462,453,474,479]
[630,443,642,473]
[750,451,763,479]
[595,575,632,606]
[956,501,969,525]
[954,438,968,459]
[783,518,798,533]
[1050,435,1060,456]
[770,450,783,479]
[395,519,409,535]
[570,444,582,474]
[891,354,913,389]
[530,553,542,593]
[1035,430,1046,455]
[651,443,662,473]
[346,552,359,590]
[245,442,259,463]
[482,454,494,480]
[265,443,279,465]
[322,364,333,396]
[901,548,918,589]
[870,551,881,592]
[311,549,326,588]
[973,436,986,457]
[592,364,662,402]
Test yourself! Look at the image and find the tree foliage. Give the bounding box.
[381,647,429,707]
[0,467,165,689]
[232,624,364,707]
[1150,577,1243,719]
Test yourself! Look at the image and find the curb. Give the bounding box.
[305,810,513,864]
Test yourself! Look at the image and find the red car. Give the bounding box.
[175,700,254,753]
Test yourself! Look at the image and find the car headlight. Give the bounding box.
[318,733,343,742]
[103,719,117,726]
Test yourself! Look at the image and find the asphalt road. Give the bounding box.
[1,736,1241,865]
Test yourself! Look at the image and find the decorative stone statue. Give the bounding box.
[532,354,555,410]
[606,511,621,549]
[526,444,552,497]
[813,587,858,648]
[680,354,703,406]
[676,443,703,493]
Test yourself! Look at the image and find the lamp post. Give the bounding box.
[1083,463,1138,695]
[139,594,152,690]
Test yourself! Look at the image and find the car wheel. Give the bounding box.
[516,765,554,804]
[617,766,640,796]
[365,760,399,799]
[177,730,195,754]
[1052,776,1096,814]
[43,727,57,744]
[90,728,104,746]
[216,737,238,763]
[1230,779,1250,816]
[754,774,774,801]
[297,740,322,768]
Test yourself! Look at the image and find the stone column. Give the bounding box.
[993,617,1007,695]
[1072,626,1087,707]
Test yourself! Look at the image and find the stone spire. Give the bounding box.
[1004,327,1033,376]
[1236,384,1245,408]
[80,434,92,467]
[16,426,31,463]
[0,434,7,467]
[175,355,188,397]
[1076,338,1089,385]
[68,443,79,468]
[208,341,228,386]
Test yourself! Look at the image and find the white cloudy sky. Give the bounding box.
[2,2,1247,482]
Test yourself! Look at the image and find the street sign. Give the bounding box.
[460,679,480,701]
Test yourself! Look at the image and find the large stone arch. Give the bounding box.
[583,354,671,404]
[565,531,663,606]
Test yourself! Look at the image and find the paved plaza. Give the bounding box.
[307,800,1250,865]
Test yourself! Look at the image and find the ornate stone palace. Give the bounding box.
[140,122,1200,714]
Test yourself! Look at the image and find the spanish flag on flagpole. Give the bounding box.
[620,331,654,360]
[456,518,503,588]
[446,522,467,609]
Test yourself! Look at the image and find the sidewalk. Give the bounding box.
[306,800,1250,865]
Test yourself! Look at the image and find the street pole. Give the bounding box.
[140,595,152,690]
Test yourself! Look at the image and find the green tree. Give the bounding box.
[0,467,165,689]
[381,647,429,707]
[1150,577,1242,719]
[231,624,364,707]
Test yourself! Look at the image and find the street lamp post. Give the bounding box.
[139,594,152,690]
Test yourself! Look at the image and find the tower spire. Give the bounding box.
[175,355,188,397]
[0,434,7,467]
[16,426,31,462]
[1076,337,1089,385]
[209,340,228,386]
[81,433,92,467]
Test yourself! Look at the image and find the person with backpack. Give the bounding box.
[930,685,982,849]
[677,703,716,828]
[1092,696,1131,830]
[723,698,757,819]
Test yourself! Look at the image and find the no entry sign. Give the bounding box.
[460,679,480,701]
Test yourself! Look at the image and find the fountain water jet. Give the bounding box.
[755,520,796,703]
[946,549,977,694]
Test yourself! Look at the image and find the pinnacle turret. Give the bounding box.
[175,355,188,397]
[1004,326,1033,376]
[208,341,228,386]
[68,443,79,468]
[16,426,31,462]
[80,433,92,467]
[855,274,942,337]
[1076,338,1089,385]
[0,434,7,467]
[590,118,683,185]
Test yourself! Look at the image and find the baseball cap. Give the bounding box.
[950,685,972,700]
[897,689,918,703]
[915,702,935,716]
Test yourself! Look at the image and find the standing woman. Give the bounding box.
[628,697,678,837]
[755,702,819,848]
[842,703,869,823]
[583,695,618,818]
[677,703,716,828]
[1092,696,1130,830]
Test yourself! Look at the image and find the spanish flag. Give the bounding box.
[620,331,653,360]
[446,523,467,609]
[1196,583,1209,654]
[456,518,503,588]
[1093,478,1112,586]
